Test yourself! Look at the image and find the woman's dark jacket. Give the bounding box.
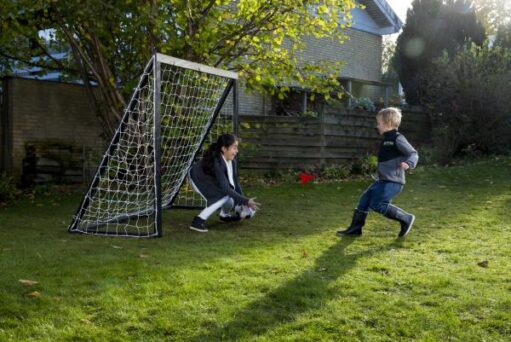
[189,156,249,206]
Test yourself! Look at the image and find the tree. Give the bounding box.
[392,0,485,105]
[473,0,511,35]
[0,0,358,137]
[381,36,397,75]
[420,43,511,163]
[494,23,511,49]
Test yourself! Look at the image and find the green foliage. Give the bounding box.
[350,154,378,175]
[273,168,301,184]
[321,164,351,180]
[0,172,19,203]
[392,0,486,105]
[0,0,359,136]
[494,22,511,49]
[266,155,378,184]
[352,96,376,112]
[473,0,511,34]
[271,87,327,117]
[414,145,436,166]
[421,43,511,163]
[302,110,319,118]
[381,36,397,76]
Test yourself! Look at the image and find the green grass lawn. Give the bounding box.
[1,158,510,341]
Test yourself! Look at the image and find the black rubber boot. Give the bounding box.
[336,209,368,236]
[384,205,415,237]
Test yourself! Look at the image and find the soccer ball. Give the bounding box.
[235,205,256,219]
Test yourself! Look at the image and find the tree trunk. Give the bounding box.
[60,21,125,138]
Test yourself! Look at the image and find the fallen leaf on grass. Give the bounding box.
[80,318,92,325]
[27,291,40,297]
[302,250,309,258]
[139,254,149,258]
[19,279,39,286]
[111,245,123,249]
[477,260,489,268]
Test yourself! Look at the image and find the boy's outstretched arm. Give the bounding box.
[396,135,419,169]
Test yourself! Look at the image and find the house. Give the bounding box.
[233,0,403,116]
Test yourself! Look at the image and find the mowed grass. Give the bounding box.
[0,158,510,341]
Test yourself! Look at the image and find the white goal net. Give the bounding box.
[69,53,238,237]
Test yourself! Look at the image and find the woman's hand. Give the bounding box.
[400,162,410,170]
[247,198,261,210]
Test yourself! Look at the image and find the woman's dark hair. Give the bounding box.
[202,133,238,175]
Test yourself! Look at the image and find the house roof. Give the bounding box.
[353,0,403,35]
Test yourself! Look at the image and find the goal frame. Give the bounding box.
[68,53,239,237]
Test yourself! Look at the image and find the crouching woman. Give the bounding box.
[188,134,260,232]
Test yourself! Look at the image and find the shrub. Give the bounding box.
[415,145,436,166]
[351,155,378,175]
[392,0,485,105]
[353,97,376,112]
[421,43,511,163]
[0,173,19,203]
[322,164,351,180]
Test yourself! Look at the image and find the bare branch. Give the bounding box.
[0,51,78,75]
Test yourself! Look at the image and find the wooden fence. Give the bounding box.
[238,108,431,171]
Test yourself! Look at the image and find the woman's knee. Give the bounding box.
[224,197,234,208]
[220,197,234,211]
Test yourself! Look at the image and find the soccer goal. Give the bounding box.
[68,53,239,237]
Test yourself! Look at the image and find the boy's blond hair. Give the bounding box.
[377,107,402,128]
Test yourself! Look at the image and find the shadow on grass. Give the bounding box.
[190,237,403,341]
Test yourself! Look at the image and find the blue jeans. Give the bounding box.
[357,181,403,214]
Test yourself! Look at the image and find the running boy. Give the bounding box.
[337,107,418,237]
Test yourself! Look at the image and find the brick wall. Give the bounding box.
[0,77,105,180]
[302,28,383,82]
[220,86,270,117]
